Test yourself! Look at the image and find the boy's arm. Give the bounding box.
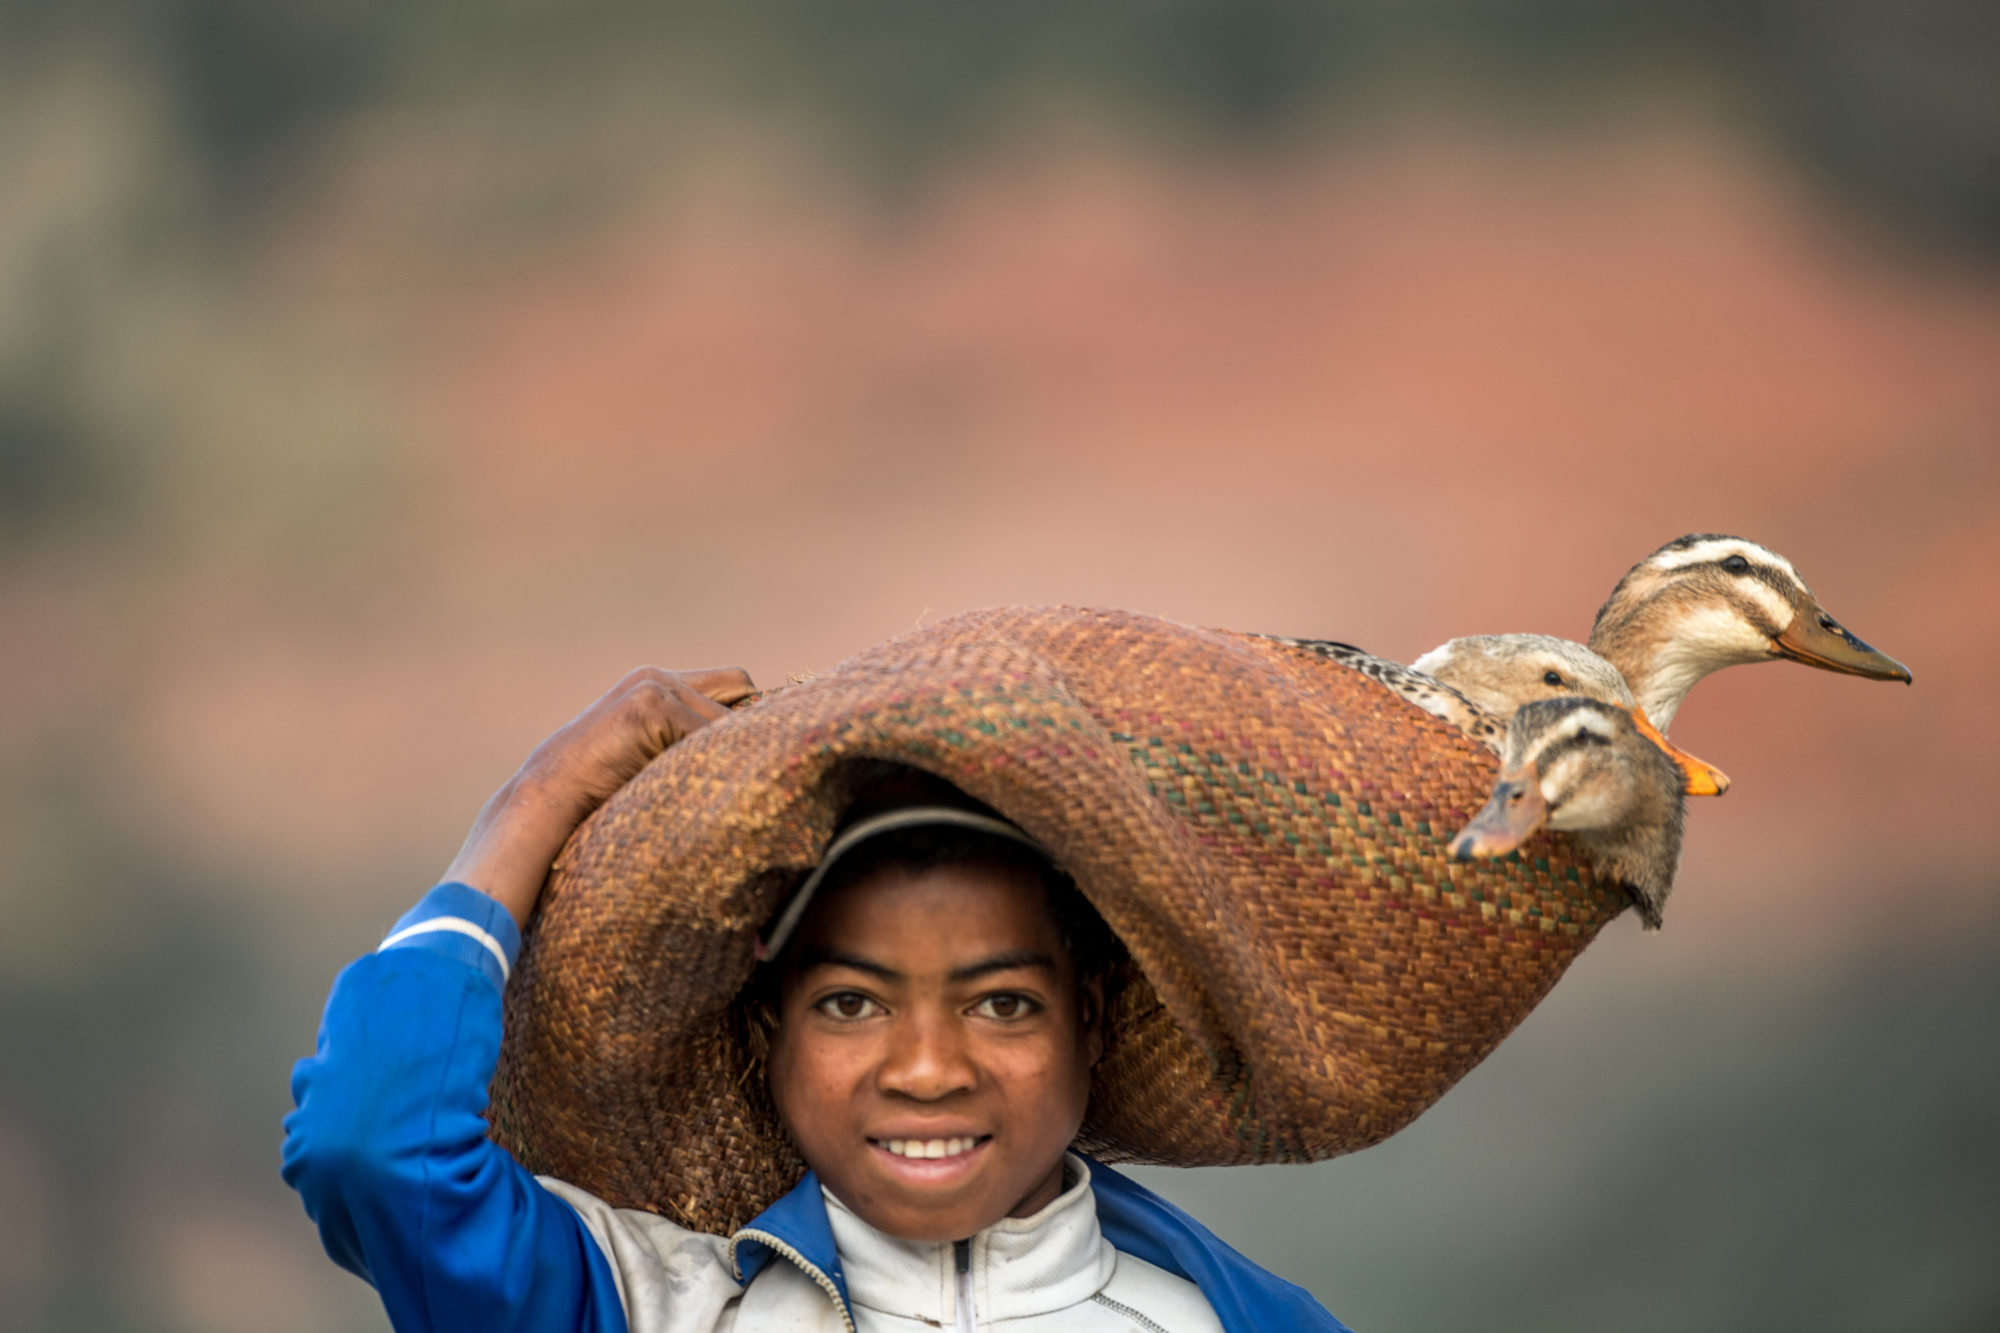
[282,666,755,1333]
[283,884,625,1333]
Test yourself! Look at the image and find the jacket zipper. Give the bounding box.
[730,1228,858,1333]
[954,1237,974,1333]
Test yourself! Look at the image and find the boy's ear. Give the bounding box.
[1078,974,1107,1068]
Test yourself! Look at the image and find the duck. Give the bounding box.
[1449,696,1685,929]
[1589,533,1912,731]
[1267,532,1908,756]
[1263,633,1729,796]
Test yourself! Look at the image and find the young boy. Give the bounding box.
[284,667,1351,1332]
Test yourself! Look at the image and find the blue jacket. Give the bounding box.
[283,883,1352,1332]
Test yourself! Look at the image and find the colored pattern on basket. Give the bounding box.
[490,606,1632,1235]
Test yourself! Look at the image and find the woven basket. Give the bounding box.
[490,606,1627,1234]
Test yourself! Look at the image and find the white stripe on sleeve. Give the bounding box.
[378,916,513,983]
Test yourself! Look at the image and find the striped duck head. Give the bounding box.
[1587,534,1912,732]
[1450,696,1687,929]
[1412,633,1730,797]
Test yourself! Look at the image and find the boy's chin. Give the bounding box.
[827,1146,1069,1242]
[836,1176,1014,1244]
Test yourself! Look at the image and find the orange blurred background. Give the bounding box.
[2,6,1996,1330]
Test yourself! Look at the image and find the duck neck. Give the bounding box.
[1591,610,1767,732]
[1577,795,1684,931]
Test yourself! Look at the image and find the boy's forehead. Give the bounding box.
[785,859,1065,970]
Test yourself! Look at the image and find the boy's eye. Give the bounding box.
[815,992,883,1020]
[971,993,1039,1020]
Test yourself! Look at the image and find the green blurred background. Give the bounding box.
[2,4,1997,1330]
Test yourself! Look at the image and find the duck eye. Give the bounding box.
[1722,554,1750,574]
[1542,670,1564,687]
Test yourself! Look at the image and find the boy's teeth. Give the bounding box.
[885,1137,975,1158]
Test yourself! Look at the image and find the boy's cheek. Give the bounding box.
[767,1040,849,1127]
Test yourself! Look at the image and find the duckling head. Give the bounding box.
[1588,533,1912,731]
[1412,633,1730,796]
[1450,697,1686,928]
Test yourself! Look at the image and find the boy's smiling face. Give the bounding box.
[767,857,1103,1242]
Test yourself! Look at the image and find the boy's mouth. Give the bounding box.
[872,1134,990,1160]
[866,1134,994,1184]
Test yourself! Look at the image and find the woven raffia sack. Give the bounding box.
[491,606,1628,1234]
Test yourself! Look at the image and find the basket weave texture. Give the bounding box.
[490,606,1627,1234]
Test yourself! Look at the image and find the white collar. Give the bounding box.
[823,1154,1114,1325]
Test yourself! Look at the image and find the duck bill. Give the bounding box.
[1451,765,1547,860]
[1772,605,1913,684]
[1630,708,1731,797]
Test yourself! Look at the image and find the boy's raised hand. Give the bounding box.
[444,666,756,928]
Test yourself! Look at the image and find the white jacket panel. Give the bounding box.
[544,1156,1223,1333]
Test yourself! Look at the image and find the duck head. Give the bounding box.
[1450,697,1687,928]
[1411,633,1635,714]
[1412,633,1730,796]
[1588,534,1912,731]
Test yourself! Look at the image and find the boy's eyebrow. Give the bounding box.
[948,949,1057,983]
[796,949,901,981]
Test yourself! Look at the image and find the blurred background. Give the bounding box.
[2,3,1996,1330]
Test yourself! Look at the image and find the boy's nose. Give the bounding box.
[876,1012,977,1100]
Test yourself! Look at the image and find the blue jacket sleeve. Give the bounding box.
[281,884,628,1333]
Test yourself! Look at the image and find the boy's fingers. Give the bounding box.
[632,674,746,750]
[668,684,734,728]
[679,666,756,705]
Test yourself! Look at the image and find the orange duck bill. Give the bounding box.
[1630,709,1731,797]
